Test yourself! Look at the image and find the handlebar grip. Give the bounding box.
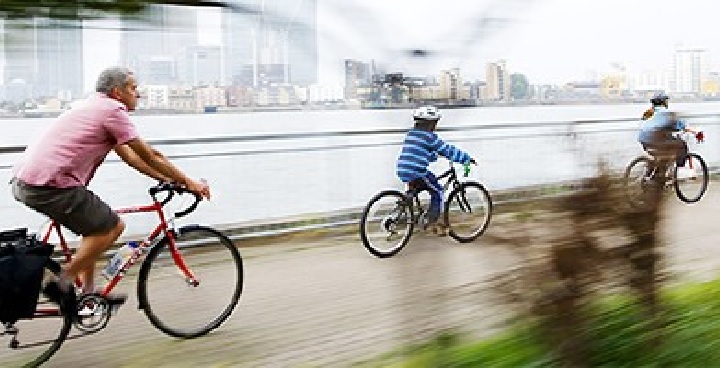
[148,182,202,218]
[174,192,201,218]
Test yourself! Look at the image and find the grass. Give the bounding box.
[365,279,720,367]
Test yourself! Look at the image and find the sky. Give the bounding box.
[82,0,720,90]
[316,0,720,84]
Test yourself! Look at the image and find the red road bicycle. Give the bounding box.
[0,182,244,367]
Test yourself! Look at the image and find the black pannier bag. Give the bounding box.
[0,228,52,322]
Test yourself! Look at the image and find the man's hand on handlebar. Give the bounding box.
[185,178,211,200]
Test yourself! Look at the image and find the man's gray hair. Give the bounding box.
[95,67,134,94]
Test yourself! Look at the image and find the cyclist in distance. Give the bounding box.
[638,91,702,174]
[396,106,476,236]
[10,66,211,302]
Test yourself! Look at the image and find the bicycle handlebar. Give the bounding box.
[437,159,478,180]
[673,130,706,143]
[148,182,202,219]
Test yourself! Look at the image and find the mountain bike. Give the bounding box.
[0,182,244,367]
[624,131,708,207]
[359,161,492,258]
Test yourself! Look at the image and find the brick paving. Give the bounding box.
[1,186,719,367]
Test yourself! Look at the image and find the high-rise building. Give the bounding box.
[35,19,84,99]
[344,59,372,99]
[176,45,223,86]
[222,0,318,87]
[120,5,197,84]
[672,47,709,95]
[438,68,464,100]
[284,0,317,86]
[630,69,668,93]
[484,60,510,101]
[2,18,83,101]
[221,4,254,85]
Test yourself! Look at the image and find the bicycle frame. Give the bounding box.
[645,151,699,183]
[436,165,464,194]
[407,164,467,221]
[39,196,196,298]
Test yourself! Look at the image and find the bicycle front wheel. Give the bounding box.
[359,190,414,258]
[674,153,709,203]
[138,225,243,338]
[445,182,493,243]
[0,260,73,368]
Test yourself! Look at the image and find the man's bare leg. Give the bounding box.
[63,220,125,292]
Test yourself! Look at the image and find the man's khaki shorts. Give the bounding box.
[11,179,119,236]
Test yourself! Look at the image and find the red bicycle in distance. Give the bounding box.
[1,182,244,367]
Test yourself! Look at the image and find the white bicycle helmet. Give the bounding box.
[412,106,441,121]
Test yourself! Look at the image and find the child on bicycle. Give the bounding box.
[396,106,476,236]
[638,92,703,176]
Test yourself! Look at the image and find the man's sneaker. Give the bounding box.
[42,280,77,317]
[103,293,128,307]
[104,293,128,314]
[80,291,127,306]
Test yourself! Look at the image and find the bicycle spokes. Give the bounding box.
[138,226,243,338]
[445,183,492,243]
[360,191,414,258]
[457,191,472,213]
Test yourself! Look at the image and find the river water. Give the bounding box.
[1,102,719,237]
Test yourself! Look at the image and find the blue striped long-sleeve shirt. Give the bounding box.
[396,129,472,182]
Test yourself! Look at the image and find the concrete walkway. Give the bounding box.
[2,185,719,367]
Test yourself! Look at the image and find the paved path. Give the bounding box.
[3,185,720,367]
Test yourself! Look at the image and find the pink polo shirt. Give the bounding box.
[13,93,139,188]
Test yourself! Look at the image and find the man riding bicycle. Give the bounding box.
[396,106,476,236]
[638,92,702,176]
[10,67,211,303]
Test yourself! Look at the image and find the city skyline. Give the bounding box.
[317,0,720,86]
[7,0,720,93]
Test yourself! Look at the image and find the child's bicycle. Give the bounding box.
[359,161,492,258]
[624,131,709,208]
[0,182,244,367]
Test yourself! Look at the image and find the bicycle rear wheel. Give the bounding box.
[674,153,708,203]
[359,190,414,258]
[138,225,243,338]
[445,182,493,243]
[624,156,659,208]
[0,260,73,367]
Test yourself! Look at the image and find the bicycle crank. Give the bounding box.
[73,294,112,333]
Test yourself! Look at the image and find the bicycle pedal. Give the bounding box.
[104,295,128,314]
[110,304,123,315]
